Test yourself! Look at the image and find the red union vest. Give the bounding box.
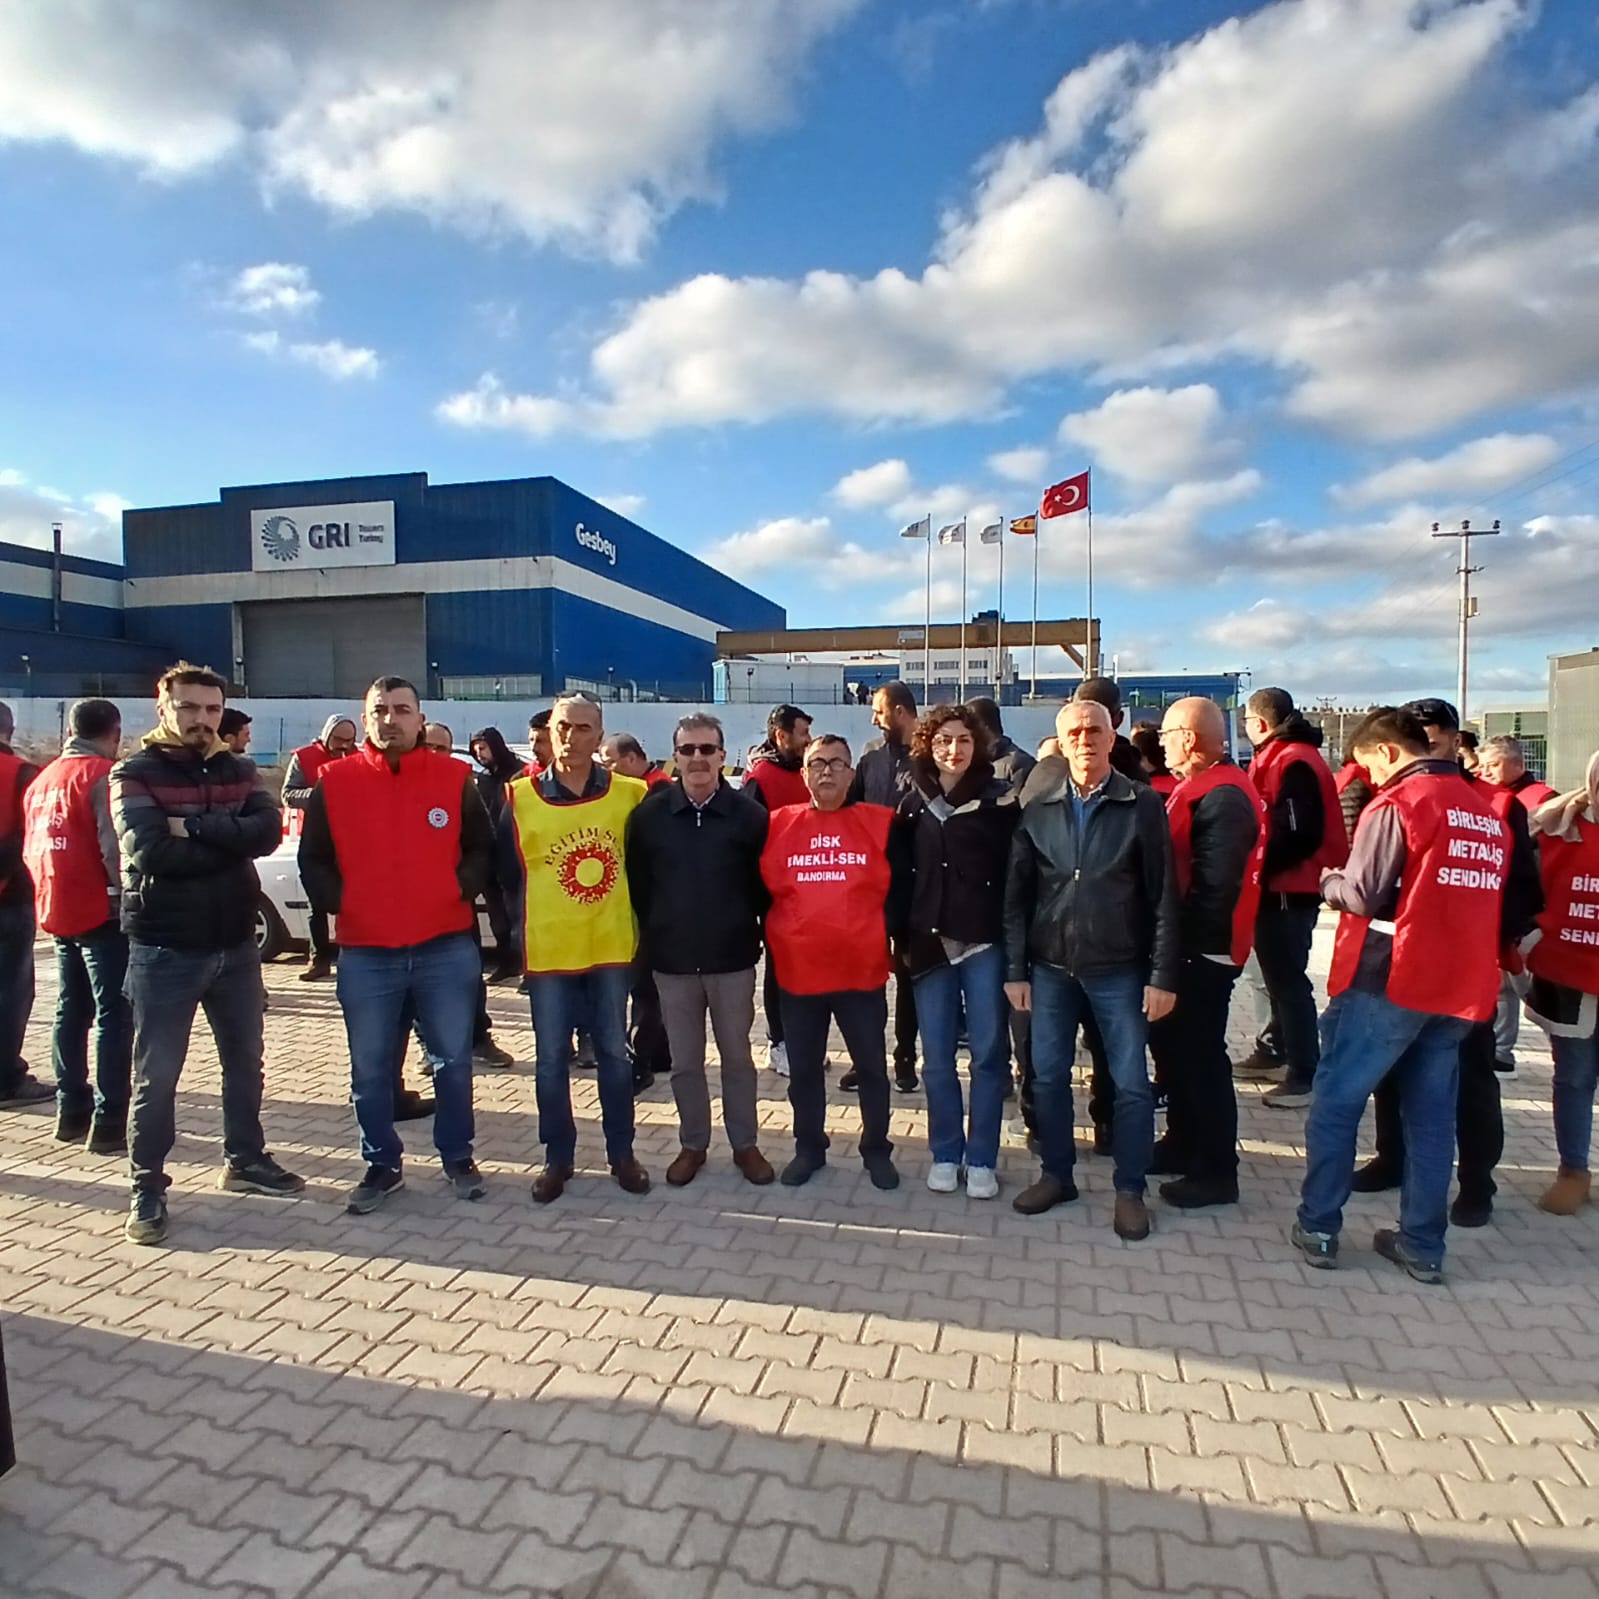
[1493,777,1557,815]
[1328,769,1506,1022]
[0,749,29,897]
[1529,820,1599,996]
[1166,763,1267,966]
[283,741,341,839]
[760,802,893,995]
[319,743,476,949]
[1248,735,1349,892]
[23,754,117,936]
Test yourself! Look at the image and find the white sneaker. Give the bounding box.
[965,1166,999,1200]
[927,1161,960,1194]
[766,1041,789,1076]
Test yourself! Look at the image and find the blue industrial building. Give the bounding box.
[113,472,783,701]
[0,539,174,698]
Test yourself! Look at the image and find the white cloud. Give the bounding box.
[436,373,572,436]
[222,262,320,317]
[701,514,913,590]
[1333,432,1562,508]
[988,446,1048,486]
[1058,385,1232,485]
[244,331,380,379]
[832,459,913,509]
[0,0,861,263]
[451,0,1599,443]
[595,493,646,518]
[0,469,125,561]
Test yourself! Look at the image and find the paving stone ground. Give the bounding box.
[2,920,1598,1599]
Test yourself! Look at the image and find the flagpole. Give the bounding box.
[997,513,1005,700]
[923,513,932,695]
[959,522,968,701]
[1030,510,1039,700]
[1085,492,1095,679]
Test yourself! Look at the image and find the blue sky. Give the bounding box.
[2,0,1598,711]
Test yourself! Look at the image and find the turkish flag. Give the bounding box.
[1041,470,1090,519]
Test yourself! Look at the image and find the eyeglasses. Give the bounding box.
[805,757,850,775]
[674,743,722,757]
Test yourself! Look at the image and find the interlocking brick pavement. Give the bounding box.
[2,922,1598,1597]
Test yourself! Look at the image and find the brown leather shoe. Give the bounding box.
[530,1163,574,1204]
[733,1146,775,1186]
[666,1148,707,1187]
[612,1157,651,1195]
[1113,1193,1151,1241]
[1539,1166,1592,1216]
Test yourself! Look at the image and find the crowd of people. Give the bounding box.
[1,663,1596,1283]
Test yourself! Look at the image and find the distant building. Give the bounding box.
[1549,647,1599,789]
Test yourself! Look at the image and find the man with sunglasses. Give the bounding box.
[626,714,774,1186]
[761,733,900,1190]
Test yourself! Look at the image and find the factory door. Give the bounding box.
[242,595,427,698]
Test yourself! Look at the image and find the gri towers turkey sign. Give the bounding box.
[249,500,396,572]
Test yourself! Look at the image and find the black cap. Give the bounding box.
[1401,697,1459,731]
[218,708,252,736]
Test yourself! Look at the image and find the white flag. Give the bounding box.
[900,516,930,539]
[937,521,965,545]
[979,522,1002,544]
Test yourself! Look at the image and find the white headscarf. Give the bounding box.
[1530,749,1599,843]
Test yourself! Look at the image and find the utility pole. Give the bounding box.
[1431,518,1499,721]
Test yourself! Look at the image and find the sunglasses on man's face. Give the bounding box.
[675,743,722,758]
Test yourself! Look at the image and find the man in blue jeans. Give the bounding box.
[111,663,304,1246]
[500,693,650,1204]
[1003,700,1179,1240]
[300,679,496,1214]
[22,698,132,1152]
[0,699,46,1111]
[1295,707,1510,1284]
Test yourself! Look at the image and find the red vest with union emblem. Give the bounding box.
[1529,820,1599,996]
[319,743,476,948]
[1328,770,1506,1022]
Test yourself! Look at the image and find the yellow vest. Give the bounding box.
[507,770,646,974]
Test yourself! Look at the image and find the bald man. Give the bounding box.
[423,723,454,755]
[1148,699,1266,1208]
[1004,699,1179,1240]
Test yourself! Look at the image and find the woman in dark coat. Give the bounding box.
[890,703,1019,1199]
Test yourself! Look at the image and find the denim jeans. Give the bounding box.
[338,932,479,1171]
[126,939,268,1194]
[780,986,892,1161]
[52,921,132,1119]
[913,947,1009,1169]
[0,898,37,1086]
[1030,962,1153,1195]
[1551,1031,1599,1170]
[1299,988,1469,1264]
[527,965,634,1165]
[1254,896,1322,1084]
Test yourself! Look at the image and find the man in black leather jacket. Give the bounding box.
[1004,700,1178,1239]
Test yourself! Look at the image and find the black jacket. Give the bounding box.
[110,738,282,950]
[1180,779,1262,960]
[989,734,1036,793]
[1004,765,1180,989]
[887,763,1019,976]
[849,736,913,808]
[625,779,770,974]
